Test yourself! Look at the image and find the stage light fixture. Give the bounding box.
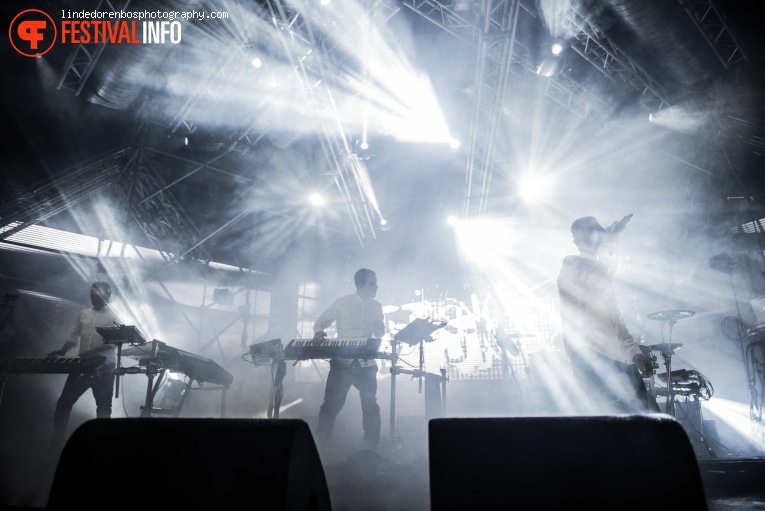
[449,138,460,149]
[184,133,224,152]
[536,55,563,77]
[251,57,262,68]
[535,39,567,77]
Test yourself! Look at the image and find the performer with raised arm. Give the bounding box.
[313,268,386,451]
[46,281,120,452]
[557,215,659,414]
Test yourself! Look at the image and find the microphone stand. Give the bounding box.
[662,319,678,417]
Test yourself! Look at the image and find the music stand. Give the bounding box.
[389,318,447,447]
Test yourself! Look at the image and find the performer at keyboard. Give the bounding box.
[557,216,659,414]
[313,268,385,451]
[46,281,120,452]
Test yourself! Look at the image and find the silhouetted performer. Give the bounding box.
[47,282,120,451]
[557,216,659,414]
[313,268,385,451]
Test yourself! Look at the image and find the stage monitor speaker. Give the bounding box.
[429,414,707,511]
[48,418,331,510]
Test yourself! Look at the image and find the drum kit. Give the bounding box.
[645,309,695,417]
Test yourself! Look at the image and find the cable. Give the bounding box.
[686,370,714,401]
[120,374,131,418]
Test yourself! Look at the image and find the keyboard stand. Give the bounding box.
[388,318,449,448]
[269,360,287,419]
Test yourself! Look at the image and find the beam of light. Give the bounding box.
[153,0,454,146]
[351,157,382,220]
[649,105,709,132]
[342,64,453,144]
[1,213,271,352]
[145,0,455,237]
[537,0,578,40]
[703,397,765,453]
[451,217,570,312]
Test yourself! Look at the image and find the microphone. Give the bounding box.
[614,213,633,231]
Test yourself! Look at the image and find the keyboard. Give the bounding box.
[121,340,233,388]
[282,338,382,361]
[0,355,107,375]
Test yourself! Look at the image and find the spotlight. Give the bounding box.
[446,215,459,226]
[518,174,552,203]
[449,138,460,149]
[251,57,263,68]
[535,39,567,77]
[308,192,326,207]
[355,139,373,160]
[380,218,387,226]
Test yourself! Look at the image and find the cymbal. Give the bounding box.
[646,310,695,321]
[646,342,683,352]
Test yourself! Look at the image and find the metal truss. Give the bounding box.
[56,0,132,95]
[112,148,208,263]
[566,5,670,112]
[564,0,747,113]
[0,145,206,266]
[0,148,136,241]
[463,0,521,218]
[403,0,612,217]
[679,0,748,69]
[168,37,262,139]
[265,0,395,244]
[541,73,610,121]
